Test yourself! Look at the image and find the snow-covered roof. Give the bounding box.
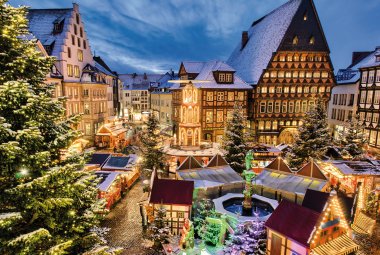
[171,60,252,90]
[255,169,328,195]
[96,171,119,192]
[120,73,164,90]
[321,161,380,176]
[336,47,380,84]
[182,61,205,73]
[27,8,73,57]
[227,0,302,84]
[177,165,244,188]
[94,56,116,77]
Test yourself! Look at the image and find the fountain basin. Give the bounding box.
[213,193,278,222]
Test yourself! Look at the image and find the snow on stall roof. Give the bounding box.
[95,171,119,192]
[27,8,73,57]
[227,0,302,84]
[171,60,252,90]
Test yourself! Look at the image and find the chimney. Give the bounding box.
[241,31,249,49]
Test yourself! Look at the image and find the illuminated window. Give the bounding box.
[309,36,315,45]
[275,102,281,113]
[284,87,289,93]
[297,86,302,93]
[267,102,273,113]
[282,102,287,113]
[262,87,267,93]
[206,111,213,123]
[177,211,184,218]
[287,55,293,61]
[292,36,298,45]
[85,123,91,135]
[77,49,83,62]
[74,65,80,78]
[238,92,244,101]
[67,64,73,77]
[217,111,223,122]
[295,101,300,113]
[258,121,264,130]
[304,86,309,93]
[265,121,271,130]
[289,102,294,113]
[226,73,233,82]
[206,92,213,101]
[217,92,224,101]
[276,87,282,93]
[228,92,234,101]
[219,73,226,82]
[273,121,278,130]
[260,102,266,113]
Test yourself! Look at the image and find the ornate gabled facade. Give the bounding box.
[227,0,335,145]
[171,61,252,146]
[357,46,380,149]
[27,4,121,143]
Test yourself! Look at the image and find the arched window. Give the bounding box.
[309,36,315,45]
[292,36,299,45]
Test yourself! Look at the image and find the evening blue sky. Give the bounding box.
[10,0,380,74]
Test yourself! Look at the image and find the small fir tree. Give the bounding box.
[286,99,331,169]
[202,222,221,246]
[0,2,105,254]
[222,103,247,173]
[148,206,170,250]
[138,114,165,178]
[337,114,367,158]
[224,218,267,255]
[193,199,216,238]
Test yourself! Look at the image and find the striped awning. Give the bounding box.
[352,211,376,235]
[312,234,359,255]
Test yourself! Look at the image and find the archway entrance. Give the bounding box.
[278,128,298,144]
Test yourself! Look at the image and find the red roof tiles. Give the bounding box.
[149,178,194,205]
[265,200,320,247]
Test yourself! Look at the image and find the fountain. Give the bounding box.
[213,150,278,221]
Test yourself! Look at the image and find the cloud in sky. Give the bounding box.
[9,0,380,74]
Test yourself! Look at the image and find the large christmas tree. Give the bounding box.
[337,114,367,158]
[222,103,247,173]
[138,114,165,176]
[0,2,106,254]
[224,218,267,255]
[287,99,331,169]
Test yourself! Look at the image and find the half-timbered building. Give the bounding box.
[357,46,380,150]
[171,61,252,145]
[227,0,335,145]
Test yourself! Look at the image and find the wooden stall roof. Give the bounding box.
[207,154,228,167]
[311,234,359,255]
[297,161,328,181]
[149,178,194,205]
[177,156,202,170]
[266,157,293,173]
[351,211,376,235]
[265,200,320,248]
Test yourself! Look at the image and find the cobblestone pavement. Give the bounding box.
[101,181,155,255]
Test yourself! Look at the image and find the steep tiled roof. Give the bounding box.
[265,200,320,247]
[171,61,251,90]
[302,189,330,213]
[27,8,73,57]
[149,178,194,205]
[94,56,116,77]
[227,0,303,84]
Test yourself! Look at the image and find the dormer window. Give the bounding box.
[292,36,298,45]
[376,55,380,62]
[53,19,64,34]
[217,72,233,83]
[309,36,315,45]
